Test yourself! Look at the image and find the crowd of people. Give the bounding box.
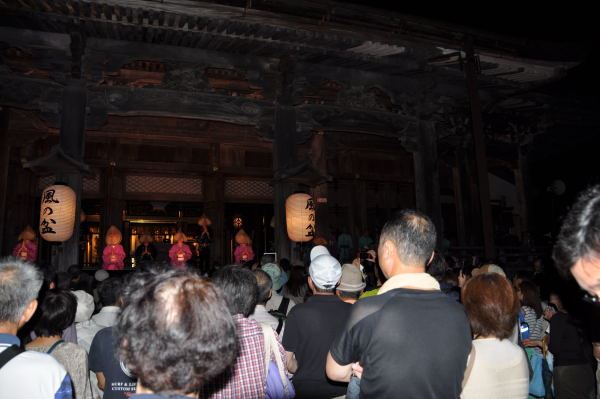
[3,184,600,399]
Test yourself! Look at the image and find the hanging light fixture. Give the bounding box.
[286,193,316,242]
[39,184,76,242]
[233,215,243,229]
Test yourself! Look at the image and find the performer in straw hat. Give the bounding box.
[234,229,255,265]
[169,230,192,269]
[135,233,157,264]
[197,215,213,275]
[102,225,126,270]
[12,225,38,263]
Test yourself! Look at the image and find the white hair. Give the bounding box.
[0,257,43,322]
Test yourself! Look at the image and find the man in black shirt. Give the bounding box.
[283,253,351,399]
[327,210,471,399]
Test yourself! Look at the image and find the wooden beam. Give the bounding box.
[464,38,495,259]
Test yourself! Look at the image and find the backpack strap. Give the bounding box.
[46,340,64,355]
[0,345,25,370]
[277,297,290,315]
[275,297,290,335]
[260,324,290,396]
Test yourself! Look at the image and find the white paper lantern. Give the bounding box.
[39,184,76,242]
[286,193,316,242]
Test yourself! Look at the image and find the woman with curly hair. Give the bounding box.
[116,269,238,399]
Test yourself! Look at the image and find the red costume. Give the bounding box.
[103,225,126,270]
[169,231,192,269]
[12,226,38,263]
[234,229,254,265]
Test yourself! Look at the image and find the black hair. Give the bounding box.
[72,272,94,294]
[211,265,258,317]
[33,290,77,337]
[380,209,437,267]
[314,285,336,294]
[55,272,71,290]
[546,303,558,312]
[253,269,273,304]
[519,280,543,318]
[279,258,291,272]
[426,252,447,279]
[117,269,237,394]
[338,290,361,300]
[553,184,600,274]
[98,277,123,306]
[67,265,81,278]
[286,266,308,298]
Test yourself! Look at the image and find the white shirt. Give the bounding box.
[90,306,120,329]
[0,336,70,399]
[265,294,296,315]
[461,338,529,399]
[76,319,103,353]
[250,304,285,336]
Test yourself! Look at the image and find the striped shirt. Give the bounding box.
[522,306,548,353]
[201,315,286,399]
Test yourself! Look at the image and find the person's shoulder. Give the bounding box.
[551,312,568,323]
[522,305,536,315]
[90,325,116,346]
[343,294,390,329]
[473,338,528,366]
[11,350,67,376]
[95,325,115,337]
[355,292,392,309]
[59,341,88,356]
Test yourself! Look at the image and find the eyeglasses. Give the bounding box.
[583,292,600,304]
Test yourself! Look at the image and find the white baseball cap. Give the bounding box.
[73,290,95,323]
[310,245,330,262]
[309,254,342,289]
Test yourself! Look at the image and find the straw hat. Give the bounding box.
[18,225,36,242]
[174,231,187,242]
[198,214,212,226]
[235,229,252,245]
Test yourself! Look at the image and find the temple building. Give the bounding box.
[0,0,592,269]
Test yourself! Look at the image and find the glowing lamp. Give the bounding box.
[286,193,316,242]
[39,184,76,242]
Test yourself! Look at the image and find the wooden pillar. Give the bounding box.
[354,180,368,238]
[311,131,330,240]
[273,105,295,262]
[452,164,467,247]
[412,120,443,242]
[0,108,9,255]
[464,38,495,259]
[103,169,124,232]
[515,146,530,247]
[54,80,86,271]
[204,143,225,263]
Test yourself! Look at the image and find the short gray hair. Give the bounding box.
[380,210,437,267]
[0,258,43,322]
